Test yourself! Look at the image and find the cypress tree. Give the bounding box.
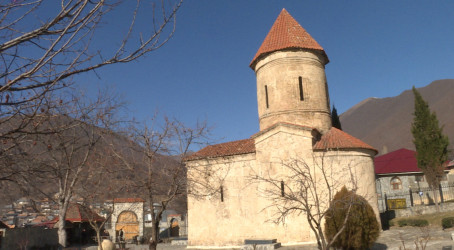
[411,87,449,210]
[332,105,342,130]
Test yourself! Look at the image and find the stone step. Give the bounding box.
[241,243,281,250]
[242,239,281,250]
[244,239,277,244]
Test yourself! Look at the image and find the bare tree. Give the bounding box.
[78,131,142,249]
[250,154,367,250]
[9,90,122,247]
[0,0,181,102]
[77,151,117,249]
[0,0,182,174]
[113,116,210,250]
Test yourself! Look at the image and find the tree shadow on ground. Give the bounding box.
[371,242,388,250]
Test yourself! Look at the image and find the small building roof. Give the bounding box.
[184,138,255,161]
[448,160,454,168]
[65,203,104,223]
[0,220,9,228]
[374,148,421,175]
[250,8,328,69]
[313,127,377,153]
[31,215,48,224]
[44,203,104,228]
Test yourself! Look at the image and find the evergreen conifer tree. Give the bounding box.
[411,87,449,210]
[331,105,342,130]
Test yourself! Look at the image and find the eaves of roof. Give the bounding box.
[184,138,255,161]
[313,127,377,154]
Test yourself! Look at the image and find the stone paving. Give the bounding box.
[77,226,454,249]
[372,226,454,250]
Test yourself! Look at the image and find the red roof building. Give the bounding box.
[48,203,104,227]
[374,148,453,175]
[66,203,104,223]
[374,148,420,175]
[374,148,454,212]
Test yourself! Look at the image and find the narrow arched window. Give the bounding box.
[265,85,269,108]
[220,185,224,202]
[281,181,285,197]
[298,77,304,101]
[390,177,402,190]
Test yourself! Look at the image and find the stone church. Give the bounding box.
[185,9,379,248]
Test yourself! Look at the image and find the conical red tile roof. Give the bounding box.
[314,127,377,154]
[250,9,327,68]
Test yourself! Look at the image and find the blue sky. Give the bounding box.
[78,1,454,146]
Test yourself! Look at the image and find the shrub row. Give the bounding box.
[442,217,454,229]
[397,219,428,227]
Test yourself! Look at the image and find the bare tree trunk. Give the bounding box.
[149,202,162,250]
[57,210,67,247]
[96,229,103,250]
[433,188,440,212]
[149,221,159,250]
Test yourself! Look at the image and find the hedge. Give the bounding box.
[442,217,454,229]
[397,219,428,227]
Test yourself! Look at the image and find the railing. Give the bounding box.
[378,182,454,211]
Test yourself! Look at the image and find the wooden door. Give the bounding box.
[116,211,139,241]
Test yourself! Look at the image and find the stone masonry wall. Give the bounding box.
[1,227,58,249]
[254,50,331,133]
[314,149,381,224]
[187,126,380,247]
[187,153,257,247]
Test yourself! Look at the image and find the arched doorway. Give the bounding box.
[116,211,139,241]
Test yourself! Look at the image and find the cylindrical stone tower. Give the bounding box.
[250,9,332,134]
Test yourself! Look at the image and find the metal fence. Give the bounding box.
[378,182,454,211]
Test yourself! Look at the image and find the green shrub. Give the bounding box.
[442,217,454,229]
[324,186,380,250]
[397,219,408,227]
[398,219,428,227]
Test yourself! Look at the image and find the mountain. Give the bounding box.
[0,116,187,214]
[340,79,454,156]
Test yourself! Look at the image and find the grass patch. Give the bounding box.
[390,210,454,227]
[397,219,428,227]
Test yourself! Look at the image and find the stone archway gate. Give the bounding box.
[112,198,144,242]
